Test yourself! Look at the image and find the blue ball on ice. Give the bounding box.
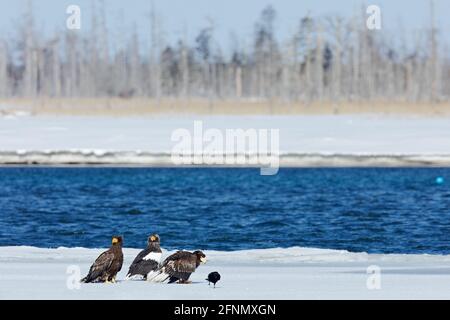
[436,177,445,184]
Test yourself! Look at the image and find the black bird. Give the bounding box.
[206,271,221,288]
[125,234,162,280]
[147,250,207,284]
[81,236,124,283]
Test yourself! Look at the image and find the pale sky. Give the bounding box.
[0,0,447,52]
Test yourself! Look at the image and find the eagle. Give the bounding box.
[81,236,124,283]
[147,250,206,284]
[125,234,162,280]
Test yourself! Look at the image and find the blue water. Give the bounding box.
[0,167,449,254]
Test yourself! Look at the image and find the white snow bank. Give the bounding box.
[3,151,450,166]
[2,114,450,165]
[1,114,450,154]
[1,246,450,299]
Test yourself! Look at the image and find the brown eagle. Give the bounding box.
[147,250,206,284]
[125,234,162,280]
[81,236,124,283]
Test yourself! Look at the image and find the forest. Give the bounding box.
[0,1,447,105]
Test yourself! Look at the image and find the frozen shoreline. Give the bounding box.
[1,246,450,299]
[2,114,450,166]
[2,151,450,167]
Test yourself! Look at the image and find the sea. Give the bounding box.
[0,167,449,254]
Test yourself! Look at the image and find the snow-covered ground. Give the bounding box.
[2,114,450,154]
[1,246,450,299]
[2,114,450,166]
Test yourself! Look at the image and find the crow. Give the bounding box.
[206,271,221,288]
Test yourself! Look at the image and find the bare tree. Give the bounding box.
[0,40,8,97]
[1,3,448,105]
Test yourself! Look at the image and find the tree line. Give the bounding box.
[0,2,448,104]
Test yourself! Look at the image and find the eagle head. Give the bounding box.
[111,236,123,246]
[194,250,207,264]
[148,234,160,244]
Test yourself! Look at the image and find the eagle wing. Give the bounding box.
[129,248,149,266]
[146,251,197,283]
[126,248,157,278]
[162,251,196,278]
[115,252,123,272]
[84,250,115,282]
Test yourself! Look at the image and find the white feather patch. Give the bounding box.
[143,252,162,262]
[147,268,169,283]
[125,274,145,281]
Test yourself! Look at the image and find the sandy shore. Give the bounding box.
[2,98,450,116]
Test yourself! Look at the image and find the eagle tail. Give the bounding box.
[146,268,170,283]
[168,276,178,284]
[80,270,99,283]
[125,273,145,281]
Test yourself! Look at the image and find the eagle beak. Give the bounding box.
[112,238,119,244]
[200,257,207,264]
[150,236,156,242]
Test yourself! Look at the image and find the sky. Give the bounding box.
[0,0,448,51]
